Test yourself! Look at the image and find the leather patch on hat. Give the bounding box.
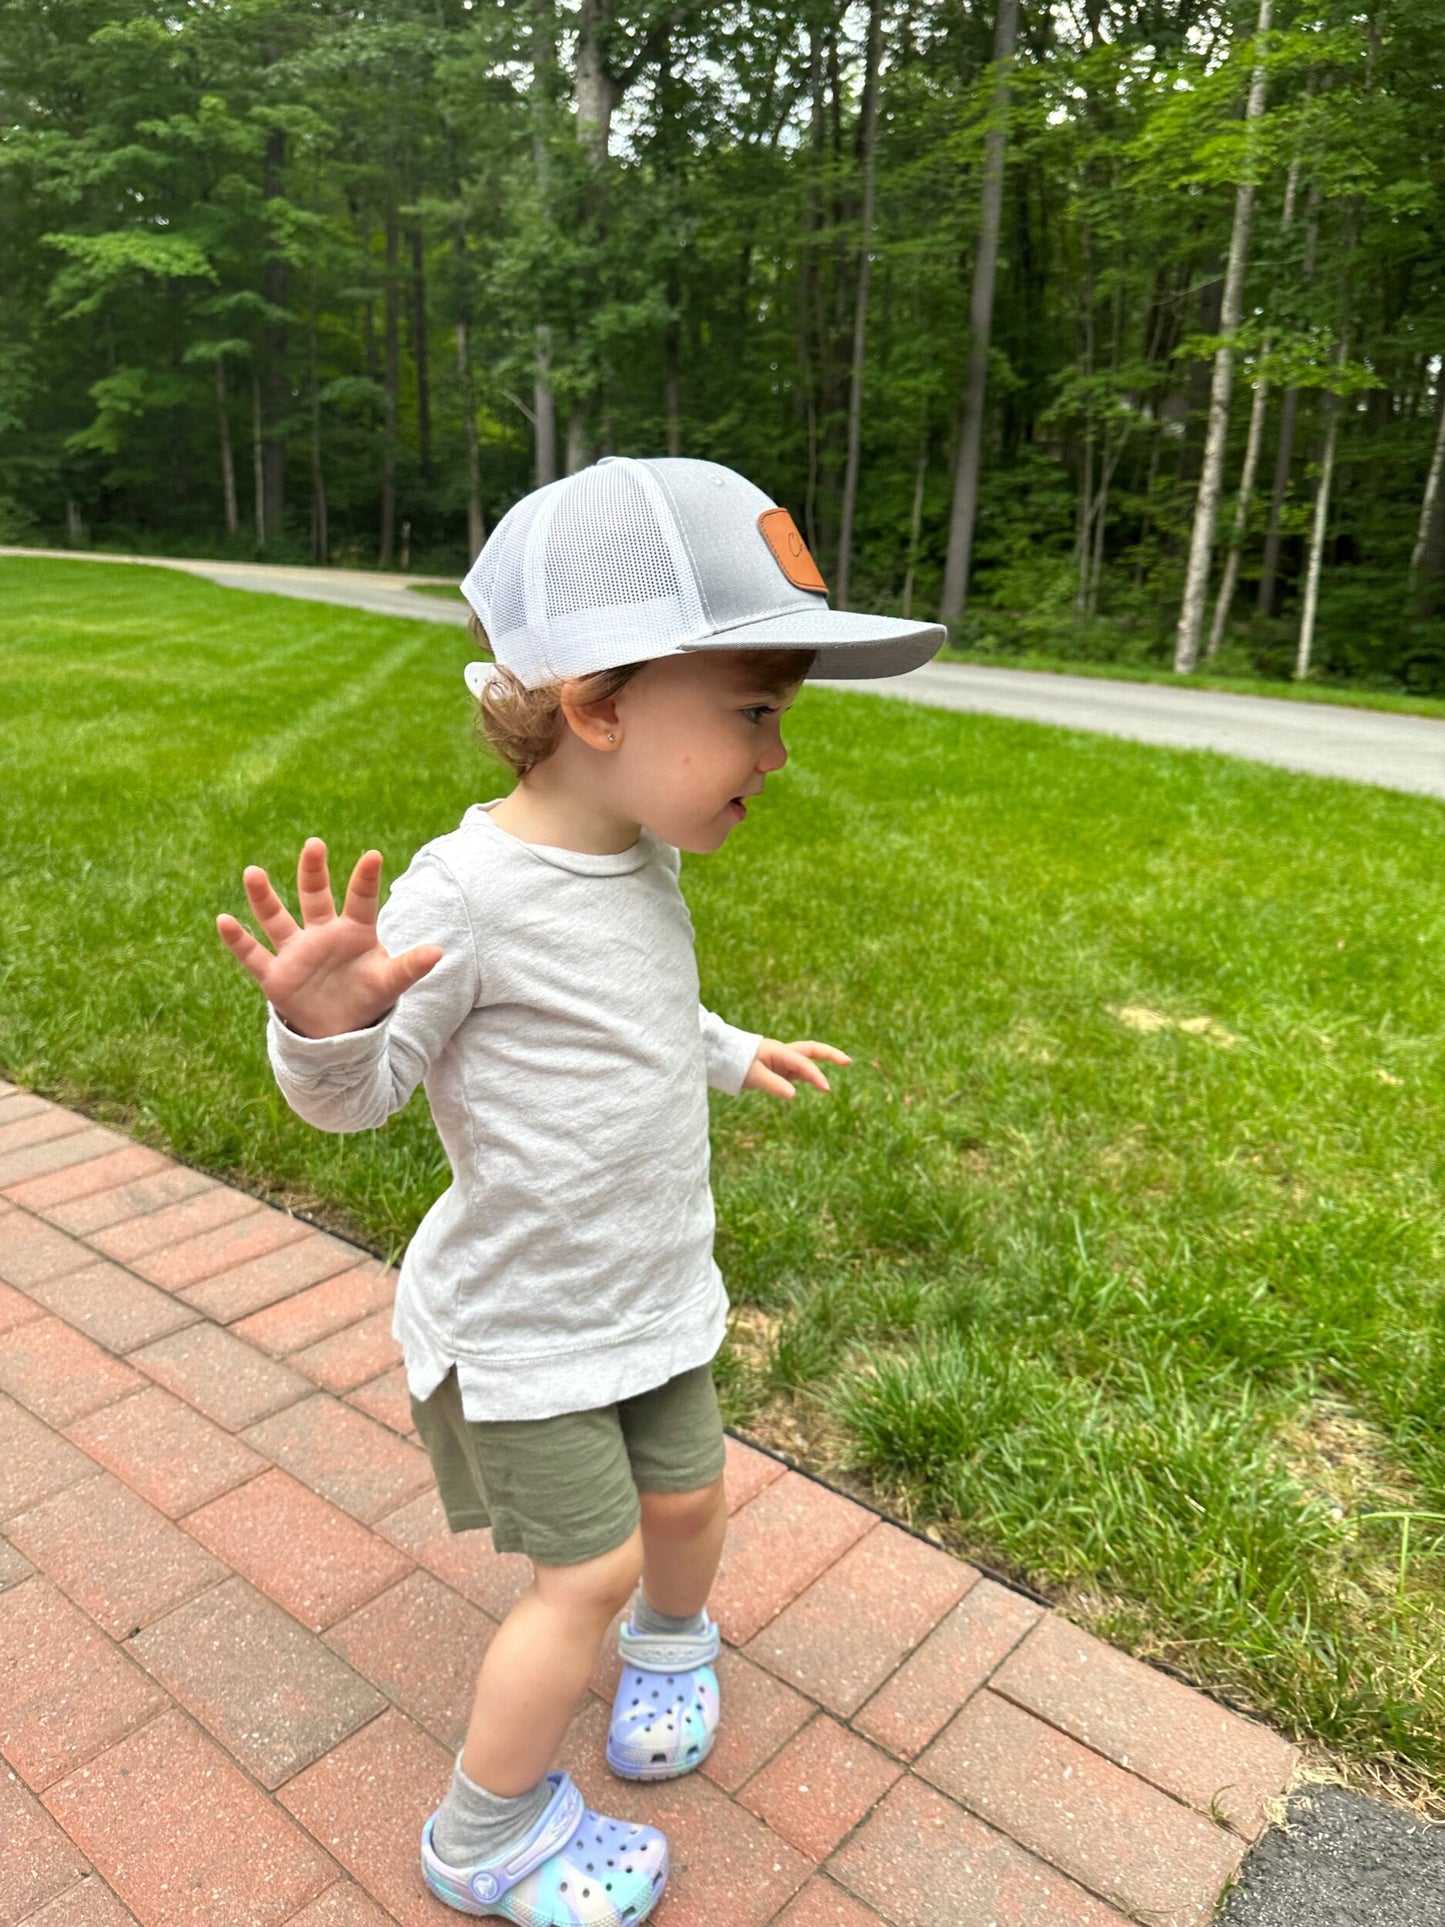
[757,508,828,593]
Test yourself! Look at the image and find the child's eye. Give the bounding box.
[741,704,775,724]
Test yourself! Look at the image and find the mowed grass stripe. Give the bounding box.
[4,555,1445,1798]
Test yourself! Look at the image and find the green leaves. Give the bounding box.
[43,229,218,319]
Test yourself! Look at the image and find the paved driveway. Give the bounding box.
[7,549,1444,800]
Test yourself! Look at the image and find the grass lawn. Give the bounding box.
[5,555,1445,1802]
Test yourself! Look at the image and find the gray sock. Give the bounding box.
[431,1755,554,1868]
[632,1589,708,1638]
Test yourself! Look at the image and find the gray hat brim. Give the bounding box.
[678,605,946,680]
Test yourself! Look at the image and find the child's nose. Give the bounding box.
[760,738,788,773]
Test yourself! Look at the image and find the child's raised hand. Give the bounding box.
[215,838,443,1040]
[741,1038,851,1101]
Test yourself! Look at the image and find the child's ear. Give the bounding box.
[557,682,622,752]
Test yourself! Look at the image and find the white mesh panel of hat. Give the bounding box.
[526,460,706,681]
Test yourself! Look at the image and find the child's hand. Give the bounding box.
[741,1038,851,1101]
[215,838,443,1040]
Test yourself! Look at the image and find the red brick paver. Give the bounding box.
[180,1229,362,1323]
[0,1100,1299,1927]
[2,1141,168,1214]
[277,1708,453,1927]
[323,1568,498,1750]
[738,1714,902,1861]
[0,1212,96,1289]
[0,1126,131,1191]
[130,1319,311,1430]
[0,1577,168,1790]
[231,1261,395,1356]
[854,1576,1043,1760]
[44,1707,338,1927]
[19,1874,142,1926]
[991,1612,1299,1840]
[5,1470,227,1637]
[745,1520,973,1716]
[186,1466,413,1631]
[773,1881,882,1927]
[346,1362,417,1435]
[21,1257,199,1353]
[0,1761,91,1923]
[241,1390,434,1522]
[294,1305,405,1391]
[0,1317,142,1425]
[831,1773,1131,1927]
[0,1392,98,1521]
[710,1470,875,1645]
[64,1383,267,1517]
[920,1691,1245,1927]
[129,1576,387,1787]
[45,1162,214,1237]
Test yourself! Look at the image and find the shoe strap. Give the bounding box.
[618,1615,720,1672]
[465,1770,584,1907]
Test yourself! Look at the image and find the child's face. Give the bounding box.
[606,651,802,854]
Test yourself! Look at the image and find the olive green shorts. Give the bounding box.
[408,1362,727,1568]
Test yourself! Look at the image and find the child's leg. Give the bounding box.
[636,1475,727,1617]
[458,1526,643,1795]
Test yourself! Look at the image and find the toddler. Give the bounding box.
[217,457,942,1925]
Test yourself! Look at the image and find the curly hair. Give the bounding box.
[468,615,815,778]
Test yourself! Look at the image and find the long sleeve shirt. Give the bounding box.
[265,800,763,1421]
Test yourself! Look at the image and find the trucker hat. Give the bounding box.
[459,455,944,693]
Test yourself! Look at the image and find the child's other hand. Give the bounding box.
[215,838,442,1040]
[741,1038,851,1101]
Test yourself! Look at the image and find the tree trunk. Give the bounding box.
[215,359,238,538]
[1173,0,1272,673]
[565,412,591,475]
[574,0,620,165]
[251,372,266,548]
[1205,371,1267,656]
[409,225,432,488]
[1207,140,1305,651]
[261,113,288,543]
[380,202,399,566]
[799,31,826,555]
[939,0,1020,626]
[665,257,682,455]
[309,302,327,566]
[1409,381,1445,587]
[531,0,558,487]
[1295,385,1342,680]
[835,0,883,607]
[457,317,485,560]
[901,423,928,619]
[1259,181,1320,615]
[1297,207,1358,680]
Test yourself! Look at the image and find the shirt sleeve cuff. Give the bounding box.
[265,1005,393,1082]
[702,1015,763,1095]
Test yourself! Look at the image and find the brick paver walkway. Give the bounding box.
[0,1087,1300,1927]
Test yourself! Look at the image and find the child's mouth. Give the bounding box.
[726,797,747,820]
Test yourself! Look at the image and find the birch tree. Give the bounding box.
[939,0,1019,627]
[1173,0,1272,674]
[835,0,882,608]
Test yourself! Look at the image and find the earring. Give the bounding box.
[607,732,616,742]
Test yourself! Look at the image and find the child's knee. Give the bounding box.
[534,1528,644,1621]
[638,1476,726,1542]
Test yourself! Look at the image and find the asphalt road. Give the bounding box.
[1219,1786,1445,1927]
[8,548,1445,800]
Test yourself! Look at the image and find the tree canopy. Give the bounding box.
[3,1,1443,687]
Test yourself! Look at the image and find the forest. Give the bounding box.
[3,0,1444,688]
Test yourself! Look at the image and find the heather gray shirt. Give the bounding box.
[265,801,763,1421]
